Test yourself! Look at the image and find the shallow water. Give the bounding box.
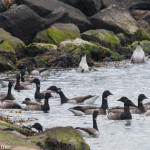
[1,61,150,150]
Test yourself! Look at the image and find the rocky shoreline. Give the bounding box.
[0,0,149,72]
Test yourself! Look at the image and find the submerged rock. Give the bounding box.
[90,5,139,36]
[33,23,81,45]
[81,29,120,49]
[30,126,90,150]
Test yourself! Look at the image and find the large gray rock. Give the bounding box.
[90,5,139,36]
[0,5,47,44]
[130,0,150,10]
[59,0,102,17]
[101,0,132,9]
[16,0,92,32]
[0,0,7,12]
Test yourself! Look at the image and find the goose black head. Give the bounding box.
[20,69,26,76]
[8,81,14,87]
[22,98,31,104]
[31,123,43,132]
[45,93,52,99]
[138,94,148,102]
[103,90,113,99]
[31,78,40,85]
[16,73,20,79]
[118,97,137,107]
[138,42,141,46]
[93,110,99,118]
[48,86,61,93]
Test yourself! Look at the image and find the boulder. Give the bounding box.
[30,126,90,150]
[33,23,81,45]
[0,5,47,44]
[131,10,150,20]
[16,0,92,32]
[59,0,102,17]
[81,29,120,49]
[25,43,57,57]
[144,14,150,25]
[130,0,150,10]
[90,5,139,36]
[0,0,7,12]
[101,0,132,9]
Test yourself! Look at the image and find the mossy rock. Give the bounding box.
[33,23,81,45]
[60,38,101,61]
[0,55,15,72]
[0,28,25,53]
[132,27,150,41]
[30,126,90,150]
[116,33,129,45]
[81,29,120,49]
[127,40,150,53]
[36,58,47,67]
[25,43,57,57]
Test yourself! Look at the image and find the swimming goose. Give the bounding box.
[20,70,32,87]
[107,97,137,120]
[31,123,43,132]
[14,74,31,90]
[0,100,22,109]
[131,42,146,63]
[48,86,99,104]
[31,78,58,99]
[69,90,113,116]
[108,94,147,114]
[0,79,8,87]
[23,93,52,112]
[31,68,51,77]
[75,110,99,138]
[0,81,15,101]
[22,98,42,106]
[77,55,89,73]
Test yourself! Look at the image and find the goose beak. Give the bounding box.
[110,92,113,95]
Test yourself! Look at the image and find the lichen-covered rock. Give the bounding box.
[33,23,81,45]
[60,38,100,61]
[90,5,139,36]
[81,29,120,49]
[116,33,129,45]
[127,40,150,53]
[30,126,90,150]
[25,43,57,57]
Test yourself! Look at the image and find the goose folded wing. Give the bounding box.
[71,95,94,103]
[75,127,97,135]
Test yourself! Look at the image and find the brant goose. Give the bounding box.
[31,123,43,132]
[75,110,99,138]
[107,97,137,120]
[69,90,113,116]
[48,86,99,104]
[0,100,22,109]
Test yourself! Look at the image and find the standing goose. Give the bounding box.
[131,42,146,63]
[14,74,31,90]
[31,78,59,99]
[69,90,113,116]
[0,81,15,101]
[107,97,137,120]
[75,110,99,138]
[77,55,89,73]
[108,94,147,114]
[23,93,52,112]
[48,86,99,104]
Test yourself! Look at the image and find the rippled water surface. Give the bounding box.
[1,61,150,150]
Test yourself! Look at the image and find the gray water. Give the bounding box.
[1,61,150,150]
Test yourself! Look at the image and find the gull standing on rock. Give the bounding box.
[77,55,89,72]
[131,42,147,63]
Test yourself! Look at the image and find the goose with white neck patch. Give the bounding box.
[75,110,99,138]
[48,86,99,105]
[69,90,113,116]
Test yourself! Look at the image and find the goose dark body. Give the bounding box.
[31,123,43,132]
[107,97,137,120]
[69,90,113,115]
[0,81,15,101]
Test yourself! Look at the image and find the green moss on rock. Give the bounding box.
[81,29,120,49]
[33,23,81,45]
[30,126,90,150]
[25,43,57,57]
[127,40,150,53]
[36,58,47,67]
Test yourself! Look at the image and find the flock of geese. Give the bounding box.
[0,42,149,138]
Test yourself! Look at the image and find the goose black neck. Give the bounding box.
[7,85,12,96]
[93,115,98,131]
[138,101,146,113]
[21,75,25,82]
[58,91,68,104]
[42,98,50,112]
[124,105,130,114]
[35,84,40,94]
[101,97,108,112]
